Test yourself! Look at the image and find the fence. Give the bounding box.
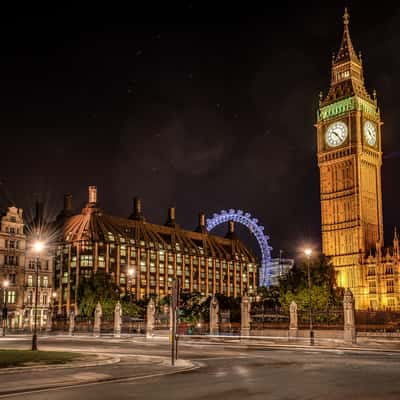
[298,307,344,330]
[356,311,400,332]
[250,306,289,330]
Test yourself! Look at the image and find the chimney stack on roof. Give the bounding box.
[195,211,207,234]
[88,186,97,204]
[165,206,176,227]
[64,194,73,211]
[225,220,237,240]
[129,197,145,221]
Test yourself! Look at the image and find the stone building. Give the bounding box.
[0,206,26,328]
[23,244,55,329]
[0,204,55,329]
[315,9,399,310]
[54,186,257,315]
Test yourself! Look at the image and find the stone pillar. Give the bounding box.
[146,298,155,338]
[93,302,102,337]
[289,300,298,338]
[241,294,251,337]
[114,301,122,338]
[343,288,356,345]
[69,310,75,336]
[209,295,219,336]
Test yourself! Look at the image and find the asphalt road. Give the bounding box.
[1,336,400,399]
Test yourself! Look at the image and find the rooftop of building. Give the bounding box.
[57,186,256,262]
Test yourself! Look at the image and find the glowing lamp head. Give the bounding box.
[33,241,44,253]
[128,268,135,277]
[304,248,312,257]
[3,280,9,288]
[52,292,57,299]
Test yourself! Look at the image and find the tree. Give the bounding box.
[77,271,120,317]
[278,253,343,314]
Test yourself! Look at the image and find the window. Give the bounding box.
[368,281,376,294]
[28,275,33,287]
[43,276,48,288]
[387,280,394,294]
[9,240,15,249]
[9,274,16,284]
[386,266,394,275]
[98,255,105,268]
[42,294,48,305]
[80,255,93,267]
[7,291,16,304]
[388,298,395,309]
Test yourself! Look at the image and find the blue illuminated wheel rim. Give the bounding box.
[206,209,272,287]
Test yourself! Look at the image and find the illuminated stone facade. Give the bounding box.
[54,187,257,314]
[0,206,26,328]
[0,205,54,328]
[316,9,397,310]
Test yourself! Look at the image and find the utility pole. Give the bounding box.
[171,278,180,366]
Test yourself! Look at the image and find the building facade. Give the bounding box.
[23,246,54,329]
[316,9,398,310]
[0,206,26,328]
[54,186,257,315]
[0,205,55,329]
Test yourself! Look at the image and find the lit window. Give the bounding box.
[7,291,16,304]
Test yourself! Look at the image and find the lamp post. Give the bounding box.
[128,267,135,303]
[304,248,314,346]
[2,280,9,337]
[32,240,44,351]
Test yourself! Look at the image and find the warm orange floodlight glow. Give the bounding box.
[33,241,44,253]
[304,248,312,257]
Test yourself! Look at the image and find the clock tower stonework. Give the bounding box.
[315,9,384,308]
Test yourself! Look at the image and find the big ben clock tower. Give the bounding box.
[315,9,384,294]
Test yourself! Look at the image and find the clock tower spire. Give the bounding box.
[315,8,384,305]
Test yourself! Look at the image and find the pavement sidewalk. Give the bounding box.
[0,354,196,397]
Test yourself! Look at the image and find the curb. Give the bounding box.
[0,358,200,398]
[0,354,121,375]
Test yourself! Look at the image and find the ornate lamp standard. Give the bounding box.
[304,248,314,346]
[128,267,135,303]
[32,240,44,351]
[2,280,9,337]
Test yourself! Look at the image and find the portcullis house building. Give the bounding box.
[54,186,257,314]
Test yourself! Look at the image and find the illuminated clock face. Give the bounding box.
[325,121,348,147]
[364,120,377,146]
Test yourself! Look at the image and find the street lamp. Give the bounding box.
[128,267,135,303]
[32,240,44,351]
[2,280,9,337]
[304,248,314,346]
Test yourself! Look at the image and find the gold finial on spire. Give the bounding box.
[343,7,350,26]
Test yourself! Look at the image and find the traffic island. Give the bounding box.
[0,349,95,369]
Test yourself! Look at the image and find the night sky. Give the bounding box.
[0,2,399,260]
